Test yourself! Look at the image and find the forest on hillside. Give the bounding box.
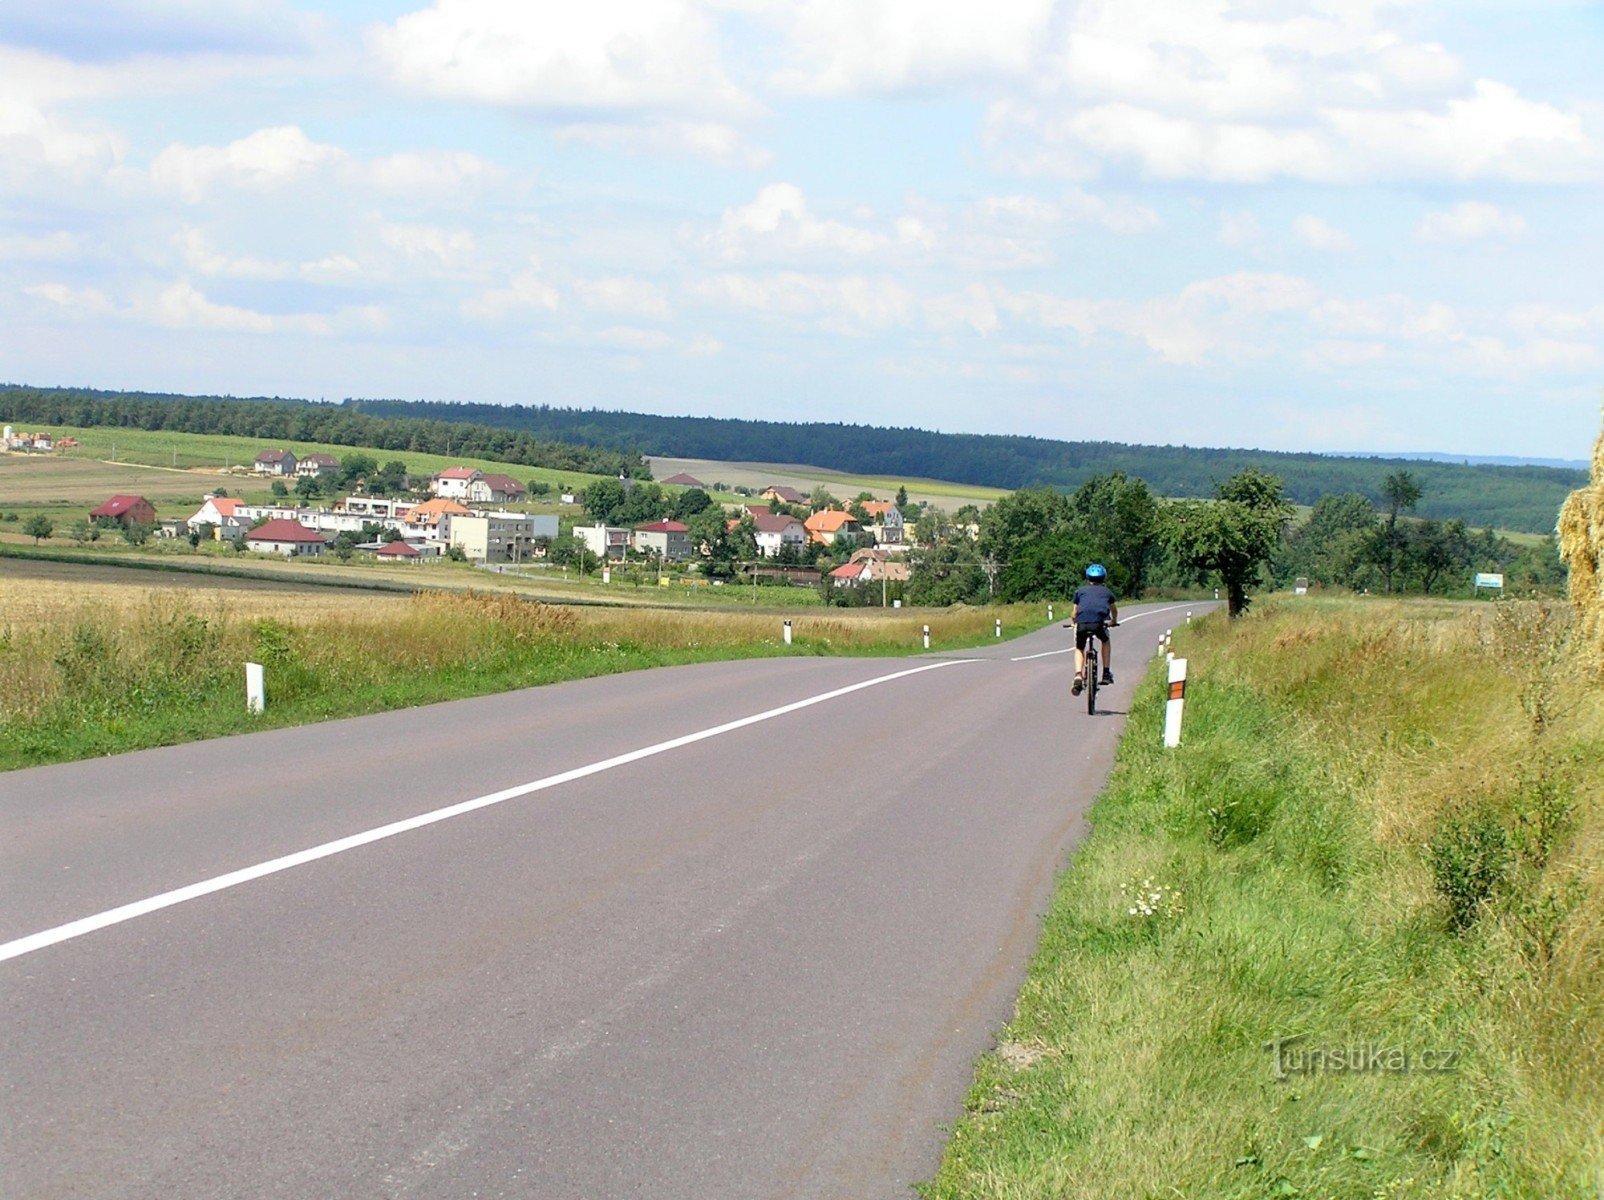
[345,399,1581,533]
[0,385,1579,532]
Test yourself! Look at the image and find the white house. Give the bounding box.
[296,453,339,479]
[443,511,555,562]
[431,467,481,499]
[859,501,904,546]
[253,449,297,476]
[467,473,527,505]
[245,518,327,556]
[573,522,630,560]
[633,520,691,561]
[749,512,808,557]
[186,495,246,540]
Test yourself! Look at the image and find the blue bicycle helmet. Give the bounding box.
[1085,563,1107,580]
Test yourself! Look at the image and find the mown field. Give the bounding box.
[0,563,1048,770]
[925,596,1602,1198]
[648,454,1006,510]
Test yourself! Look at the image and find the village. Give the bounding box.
[63,445,919,593]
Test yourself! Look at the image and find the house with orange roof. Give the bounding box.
[803,509,862,547]
[858,500,904,545]
[405,497,471,529]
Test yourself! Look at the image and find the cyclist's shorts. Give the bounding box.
[1075,621,1110,650]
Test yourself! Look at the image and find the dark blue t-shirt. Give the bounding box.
[1073,583,1116,625]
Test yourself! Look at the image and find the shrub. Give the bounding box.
[1428,800,1511,932]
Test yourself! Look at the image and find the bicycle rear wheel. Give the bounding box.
[1085,648,1098,714]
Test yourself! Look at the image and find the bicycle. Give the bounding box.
[1066,620,1117,715]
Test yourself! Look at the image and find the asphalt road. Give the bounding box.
[2,601,1206,1199]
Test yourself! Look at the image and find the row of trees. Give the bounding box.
[905,469,1563,615]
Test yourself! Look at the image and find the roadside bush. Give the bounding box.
[1428,799,1512,932]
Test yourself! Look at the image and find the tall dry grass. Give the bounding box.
[0,580,1043,767]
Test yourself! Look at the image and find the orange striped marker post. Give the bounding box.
[1163,657,1188,748]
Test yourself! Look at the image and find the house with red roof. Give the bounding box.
[253,449,297,476]
[828,560,871,588]
[660,472,707,488]
[89,495,156,527]
[633,519,691,561]
[375,540,421,561]
[761,485,808,506]
[245,518,328,556]
[430,466,481,499]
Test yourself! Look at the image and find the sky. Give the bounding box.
[1,0,1600,459]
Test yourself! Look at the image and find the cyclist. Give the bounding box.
[1070,563,1118,696]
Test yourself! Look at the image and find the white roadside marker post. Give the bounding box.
[1164,657,1188,748]
[1186,611,1192,624]
[995,618,1002,638]
[922,624,931,650]
[245,662,265,714]
[783,619,792,646]
[1048,604,1054,621]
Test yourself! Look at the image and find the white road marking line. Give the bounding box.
[0,659,972,965]
[1009,603,1205,661]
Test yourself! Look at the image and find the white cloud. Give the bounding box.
[379,223,477,266]
[576,276,672,319]
[763,0,1055,95]
[0,231,83,262]
[0,50,124,187]
[27,276,381,335]
[1415,200,1527,242]
[983,2,1601,184]
[1293,214,1355,253]
[923,284,1001,336]
[150,126,498,201]
[704,183,893,262]
[462,262,561,320]
[364,149,498,192]
[1218,209,1262,246]
[151,125,344,201]
[695,271,915,332]
[369,0,747,114]
[25,281,114,315]
[174,228,362,283]
[555,119,770,167]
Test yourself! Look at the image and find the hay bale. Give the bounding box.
[1560,418,1604,664]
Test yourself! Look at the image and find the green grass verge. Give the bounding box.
[924,597,1602,1199]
